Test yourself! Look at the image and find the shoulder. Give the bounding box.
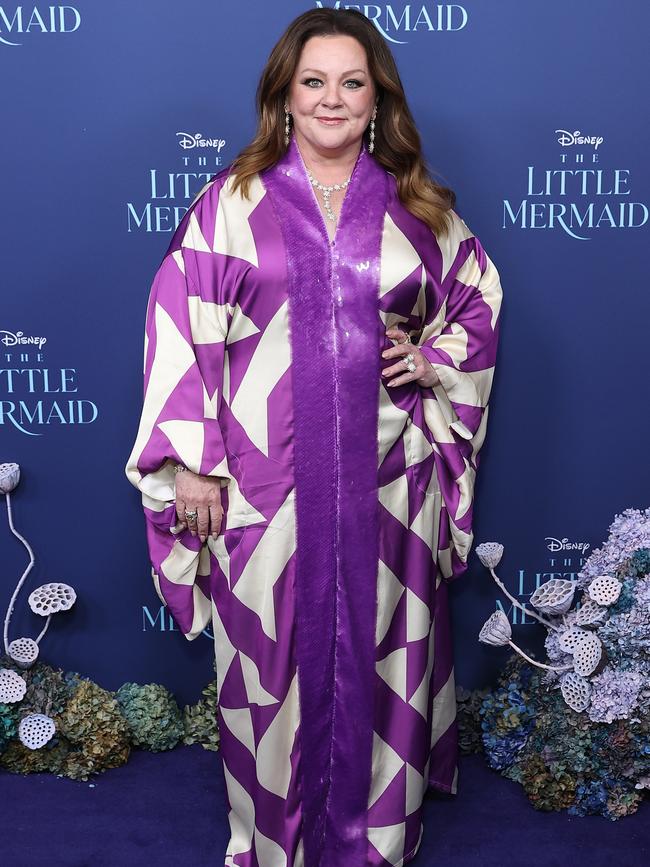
[384,177,478,264]
[440,207,475,246]
[185,165,267,223]
[185,163,234,212]
[167,165,267,256]
[442,210,503,288]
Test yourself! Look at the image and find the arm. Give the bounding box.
[417,227,503,583]
[125,193,230,639]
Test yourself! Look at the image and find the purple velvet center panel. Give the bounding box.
[261,133,388,864]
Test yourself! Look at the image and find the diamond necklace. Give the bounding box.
[306,170,352,223]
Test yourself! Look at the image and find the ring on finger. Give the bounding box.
[402,353,416,371]
[185,508,198,522]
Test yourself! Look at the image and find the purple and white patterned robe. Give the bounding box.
[125,132,502,867]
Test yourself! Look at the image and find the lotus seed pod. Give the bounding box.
[572,631,603,676]
[28,582,77,615]
[587,575,622,606]
[560,672,591,712]
[0,462,20,493]
[529,578,576,615]
[0,668,27,702]
[558,627,590,654]
[18,713,56,750]
[475,542,504,569]
[575,599,608,627]
[478,610,512,646]
[7,637,39,669]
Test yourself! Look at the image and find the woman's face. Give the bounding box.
[286,34,376,160]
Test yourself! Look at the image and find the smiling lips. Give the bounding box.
[316,117,345,124]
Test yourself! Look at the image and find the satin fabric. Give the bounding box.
[125,130,503,866]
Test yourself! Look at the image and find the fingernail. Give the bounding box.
[200,535,206,543]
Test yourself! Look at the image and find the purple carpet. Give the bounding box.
[0,748,647,866]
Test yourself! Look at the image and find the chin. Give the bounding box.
[306,127,358,150]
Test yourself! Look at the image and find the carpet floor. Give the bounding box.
[1,746,648,866]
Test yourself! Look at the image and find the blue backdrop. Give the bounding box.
[1,1,648,707]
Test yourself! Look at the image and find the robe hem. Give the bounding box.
[401,832,424,866]
[428,778,458,795]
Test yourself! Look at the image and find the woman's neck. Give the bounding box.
[294,133,362,185]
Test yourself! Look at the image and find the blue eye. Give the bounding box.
[301,78,364,89]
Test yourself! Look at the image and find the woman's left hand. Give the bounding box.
[382,327,440,388]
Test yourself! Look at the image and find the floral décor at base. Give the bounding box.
[0,460,221,775]
[455,685,490,756]
[1,462,78,667]
[0,654,220,781]
[475,655,649,820]
[457,506,650,820]
[116,683,185,752]
[182,663,220,752]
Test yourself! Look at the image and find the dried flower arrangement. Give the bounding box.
[467,507,650,819]
[0,462,220,779]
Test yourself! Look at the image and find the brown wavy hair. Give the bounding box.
[229,7,456,237]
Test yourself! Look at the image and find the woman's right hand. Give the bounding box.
[174,468,224,542]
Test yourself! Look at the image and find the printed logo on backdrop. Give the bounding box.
[0,5,80,45]
[142,605,213,640]
[496,536,591,625]
[314,2,468,43]
[126,133,227,234]
[503,128,648,239]
[0,330,98,435]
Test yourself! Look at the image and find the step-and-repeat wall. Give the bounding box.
[2,1,648,706]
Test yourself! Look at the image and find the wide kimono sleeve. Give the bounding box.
[416,212,503,584]
[124,184,230,640]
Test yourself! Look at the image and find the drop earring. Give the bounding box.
[284,106,291,147]
[368,106,377,154]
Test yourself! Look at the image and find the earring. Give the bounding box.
[368,107,377,154]
[284,106,291,146]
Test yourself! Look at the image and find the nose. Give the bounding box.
[320,81,343,108]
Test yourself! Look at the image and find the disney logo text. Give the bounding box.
[556,129,604,150]
[176,133,226,151]
[545,537,591,554]
[1,330,47,349]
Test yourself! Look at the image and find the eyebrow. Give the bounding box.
[300,68,367,76]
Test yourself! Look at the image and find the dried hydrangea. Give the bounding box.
[480,658,536,771]
[476,653,649,819]
[599,616,650,672]
[455,685,490,756]
[182,677,220,752]
[58,680,131,781]
[629,548,650,578]
[635,575,650,607]
[544,630,573,665]
[0,702,19,751]
[588,669,644,724]
[517,753,576,812]
[116,682,184,752]
[577,508,650,590]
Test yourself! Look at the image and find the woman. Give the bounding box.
[125,7,502,866]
